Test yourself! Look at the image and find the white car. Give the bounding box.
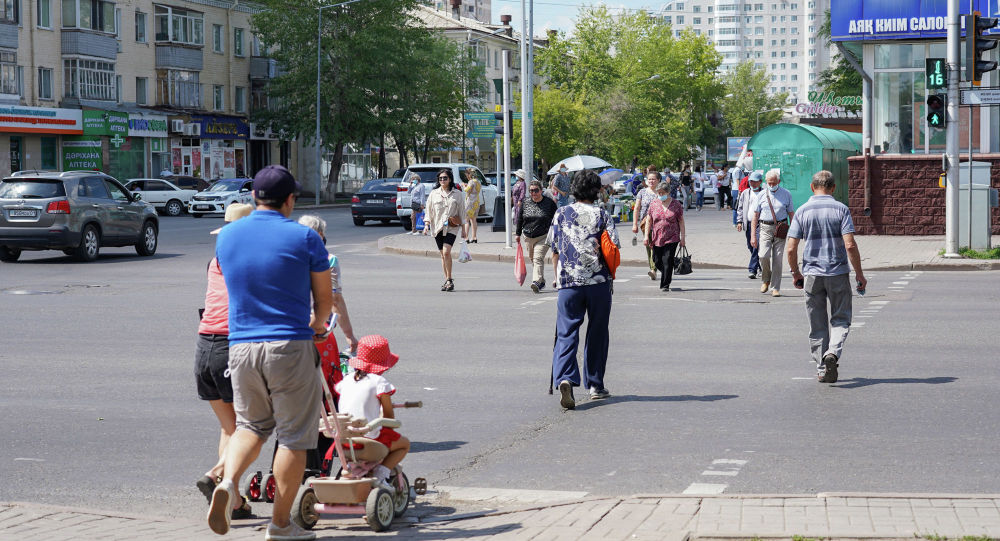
[124,178,198,217]
[188,178,254,218]
[395,163,498,231]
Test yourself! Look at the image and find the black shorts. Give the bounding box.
[411,202,423,212]
[434,232,457,250]
[195,333,233,402]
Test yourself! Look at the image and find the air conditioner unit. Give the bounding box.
[182,124,193,135]
[171,119,184,133]
[189,123,201,136]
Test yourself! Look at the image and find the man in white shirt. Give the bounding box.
[735,171,764,278]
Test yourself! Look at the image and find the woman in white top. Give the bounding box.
[424,169,466,292]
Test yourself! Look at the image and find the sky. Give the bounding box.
[493,0,664,37]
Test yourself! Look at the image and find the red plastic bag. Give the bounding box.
[515,241,527,286]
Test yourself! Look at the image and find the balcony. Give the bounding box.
[61,29,117,59]
[0,20,17,49]
[249,57,278,80]
[155,44,204,70]
[157,78,202,109]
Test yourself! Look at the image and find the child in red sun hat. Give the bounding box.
[334,335,410,489]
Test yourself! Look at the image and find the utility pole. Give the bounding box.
[502,50,513,249]
[523,0,534,180]
[945,0,960,257]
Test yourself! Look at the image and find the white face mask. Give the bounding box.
[769,184,779,192]
[751,185,762,192]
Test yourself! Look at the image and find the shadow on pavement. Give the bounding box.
[15,252,184,264]
[574,394,739,411]
[833,376,957,389]
[311,523,519,539]
[410,440,467,453]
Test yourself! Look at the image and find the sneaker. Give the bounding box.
[589,387,611,400]
[530,281,540,293]
[760,282,770,293]
[373,478,396,494]
[265,521,317,541]
[207,479,235,535]
[648,270,656,280]
[231,496,254,520]
[558,380,575,410]
[538,279,545,290]
[817,354,839,383]
[771,289,781,297]
[748,273,757,279]
[660,287,670,292]
[196,475,217,504]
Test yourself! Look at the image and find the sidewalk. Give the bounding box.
[4,492,1000,540]
[380,207,1000,271]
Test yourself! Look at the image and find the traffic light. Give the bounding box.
[965,12,999,85]
[493,109,512,135]
[926,93,946,128]
[925,57,946,90]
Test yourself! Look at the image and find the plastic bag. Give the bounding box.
[458,240,472,263]
[514,242,527,285]
[414,211,425,230]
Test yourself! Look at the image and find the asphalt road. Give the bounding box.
[1,207,999,521]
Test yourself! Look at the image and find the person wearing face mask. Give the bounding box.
[631,167,661,280]
[516,179,558,293]
[642,181,686,292]
[551,164,572,207]
[751,168,795,297]
[736,171,764,279]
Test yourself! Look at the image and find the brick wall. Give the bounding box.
[847,154,1000,235]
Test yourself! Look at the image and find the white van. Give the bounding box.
[395,163,498,231]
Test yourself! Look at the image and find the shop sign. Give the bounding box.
[727,137,750,161]
[191,114,250,140]
[128,114,169,138]
[832,0,1000,41]
[251,123,280,140]
[0,106,83,134]
[83,110,129,136]
[794,91,864,115]
[62,137,103,170]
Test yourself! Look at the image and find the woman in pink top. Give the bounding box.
[193,203,253,519]
[642,181,686,292]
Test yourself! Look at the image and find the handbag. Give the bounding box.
[599,214,620,279]
[448,215,462,227]
[514,242,527,286]
[765,191,789,239]
[674,245,692,275]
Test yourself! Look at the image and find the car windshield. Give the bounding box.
[407,169,443,183]
[360,179,398,192]
[0,179,67,199]
[206,180,244,192]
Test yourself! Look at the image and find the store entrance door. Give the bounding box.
[250,140,269,177]
[10,137,22,173]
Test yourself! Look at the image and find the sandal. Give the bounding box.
[196,475,217,504]
[441,280,449,291]
[231,496,255,520]
[444,279,454,292]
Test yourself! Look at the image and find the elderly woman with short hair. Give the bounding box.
[642,180,686,292]
[296,214,359,353]
[516,179,558,293]
[547,170,620,410]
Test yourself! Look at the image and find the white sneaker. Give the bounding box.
[373,464,391,482]
[207,479,235,535]
[265,521,316,541]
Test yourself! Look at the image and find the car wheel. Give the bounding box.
[353,217,365,226]
[165,200,184,216]
[0,246,21,262]
[401,218,412,231]
[135,221,158,256]
[74,225,100,262]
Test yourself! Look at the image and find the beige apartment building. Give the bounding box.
[1,0,292,182]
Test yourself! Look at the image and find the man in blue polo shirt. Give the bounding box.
[787,170,867,384]
[208,165,332,541]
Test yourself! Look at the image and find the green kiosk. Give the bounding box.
[747,124,862,207]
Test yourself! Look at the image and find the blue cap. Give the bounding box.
[253,165,301,201]
[749,171,764,181]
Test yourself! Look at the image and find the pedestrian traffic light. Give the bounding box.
[925,57,946,89]
[926,93,947,128]
[493,109,512,135]
[965,12,999,85]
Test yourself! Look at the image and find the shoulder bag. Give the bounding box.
[765,192,789,239]
[598,213,620,279]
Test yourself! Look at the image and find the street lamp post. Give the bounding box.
[315,0,366,205]
[756,107,783,133]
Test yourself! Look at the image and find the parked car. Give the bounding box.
[351,178,402,226]
[188,178,254,217]
[395,164,497,231]
[391,168,407,178]
[0,171,159,262]
[124,178,197,216]
[165,175,212,192]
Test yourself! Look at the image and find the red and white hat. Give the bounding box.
[348,335,399,375]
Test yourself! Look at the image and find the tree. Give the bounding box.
[816,9,863,113]
[719,60,788,137]
[512,88,588,172]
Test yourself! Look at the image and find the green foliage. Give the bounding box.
[958,246,1000,259]
[816,9,863,113]
[719,60,788,137]
[511,88,588,169]
[534,7,724,168]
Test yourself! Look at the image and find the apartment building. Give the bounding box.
[0,0,292,181]
[656,0,832,101]
[425,0,492,26]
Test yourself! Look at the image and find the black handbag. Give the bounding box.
[674,246,692,275]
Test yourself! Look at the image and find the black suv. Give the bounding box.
[0,171,159,262]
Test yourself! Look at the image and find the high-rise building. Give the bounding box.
[656,0,832,101]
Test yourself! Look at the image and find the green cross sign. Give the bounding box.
[110,134,125,148]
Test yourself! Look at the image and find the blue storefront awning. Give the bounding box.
[831,0,1000,41]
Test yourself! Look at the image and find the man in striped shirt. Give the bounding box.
[786,170,868,384]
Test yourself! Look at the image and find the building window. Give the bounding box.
[213,24,223,53]
[41,137,57,169]
[115,74,121,102]
[154,5,204,45]
[213,84,224,110]
[38,67,53,99]
[0,51,18,96]
[158,69,200,108]
[136,76,147,105]
[676,15,683,24]
[135,11,146,42]
[63,58,116,101]
[234,27,244,56]
[235,86,245,113]
[61,0,115,32]
[663,15,671,24]
[693,17,700,24]
[38,0,51,28]
[1,0,18,23]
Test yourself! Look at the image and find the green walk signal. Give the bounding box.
[926,58,946,89]
[926,93,946,128]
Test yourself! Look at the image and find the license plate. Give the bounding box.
[367,199,384,204]
[195,205,212,211]
[9,209,37,218]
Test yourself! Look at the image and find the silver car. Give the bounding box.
[0,171,159,262]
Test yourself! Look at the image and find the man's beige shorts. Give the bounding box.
[229,340,322,450]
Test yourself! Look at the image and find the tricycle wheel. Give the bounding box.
[242,471,262,502]
[389,471,411,517]
[290,486,319,530]
[365,487,394,532]
[262,473,276,503]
